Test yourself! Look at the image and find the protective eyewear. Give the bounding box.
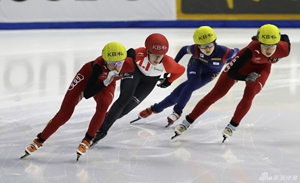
[198,42,215,49]
[148,52,164,60]
[260,44,277,49]
[106,60,124,66]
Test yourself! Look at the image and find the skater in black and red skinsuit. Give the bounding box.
[91,33,185,146]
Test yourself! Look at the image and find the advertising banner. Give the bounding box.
[177,0,300,20]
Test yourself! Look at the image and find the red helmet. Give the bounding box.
[145,33,169,54]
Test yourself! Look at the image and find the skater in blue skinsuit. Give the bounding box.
[137,26,239,127]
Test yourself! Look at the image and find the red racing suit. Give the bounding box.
[187,36,290,126]
[38,56,135,142]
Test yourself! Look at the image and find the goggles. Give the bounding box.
[106,60,124,66]
[260,43,277,49]
[148,52,164,60]
[198,42,215,49]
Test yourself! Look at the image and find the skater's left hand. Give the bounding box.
[157,78,171,88]
[245,72,260,82]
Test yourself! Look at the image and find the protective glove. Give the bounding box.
[163,73,170,79]
[245,72,261,82]
[251,35,258,41]
[280,34,290,44]
[157,77,171,88]
[126,48,136,61]
[103,70,119,86]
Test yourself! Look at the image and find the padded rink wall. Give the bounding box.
[0,0,300,29]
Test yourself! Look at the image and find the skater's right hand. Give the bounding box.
[126,48,136,61]
[103,70,119,86]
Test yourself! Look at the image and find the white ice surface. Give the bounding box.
[0,28,300,183]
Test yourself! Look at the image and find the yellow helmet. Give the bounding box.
[257,24,281,45]
[193,26,217,45]
[102,42,127,62]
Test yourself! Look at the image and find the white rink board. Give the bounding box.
[0,0,176,22]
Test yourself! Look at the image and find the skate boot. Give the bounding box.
[130,106,155,123]
[171,119,191,139]
[76,139,90,161]
[222,124,236,143]
[90,131,107,147]
[166,111,181,127]
[20,139,43,159]
[139,107,155,118]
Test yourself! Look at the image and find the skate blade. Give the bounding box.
[76,153,81,161]
[20,152,30,159]
[165,123,173,128]
[171,132,180,140]
[222,135,227,143]
[129,117,141,124]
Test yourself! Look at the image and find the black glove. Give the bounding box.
[157,78,171,88]
[245,72,260,82]
[126,48,136,61]
[251,35,258,41]
[163,73,170,78]
[280,34,290,45]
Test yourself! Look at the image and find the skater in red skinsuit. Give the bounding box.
[21,42,135,160]
[172,24,291,142]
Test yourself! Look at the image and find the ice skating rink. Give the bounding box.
[0,28,299,183]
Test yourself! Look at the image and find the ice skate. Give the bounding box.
[222,124,236,143]
[76,139,90,161]
[139,107,154,118]
[166,111,181,128]
[130,107,154,124]
[20,139,42,159]
[171,120,190,139]
[90,131,107,147]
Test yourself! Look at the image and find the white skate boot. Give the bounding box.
[166,111,181,127]
[222,124,236,143]
[171,119,191,139]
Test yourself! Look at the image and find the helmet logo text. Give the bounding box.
[152,45,168,50]
[199,33,213,40]
[262,35,277,40]
[107,52,124,57]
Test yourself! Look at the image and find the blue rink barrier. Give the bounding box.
[1,20,300,30]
